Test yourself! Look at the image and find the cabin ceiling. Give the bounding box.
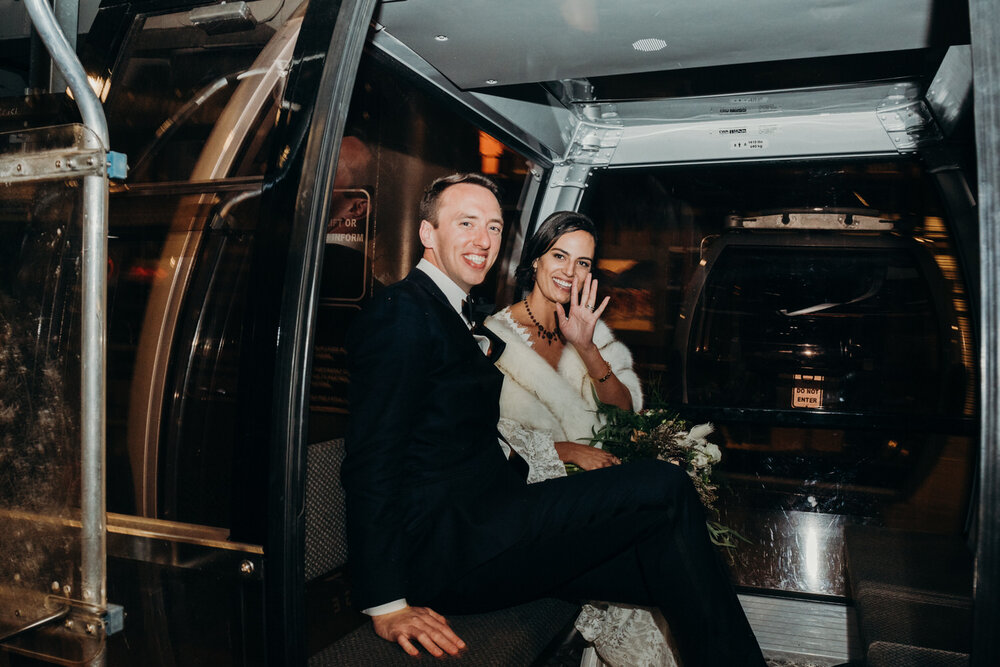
[375,0,969,95]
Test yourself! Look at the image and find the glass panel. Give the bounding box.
[688,245,951,415]
[103,10,285,183]
[307,54,531,439]
[579,161,977,596]
[97,6,302,527]
[105,183,263,529]
[0,127,87,647]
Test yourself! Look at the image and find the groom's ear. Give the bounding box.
[418,219,435,250]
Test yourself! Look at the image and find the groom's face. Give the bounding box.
[419,183,504,293]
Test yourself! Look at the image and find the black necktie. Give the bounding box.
[462,297,491,330]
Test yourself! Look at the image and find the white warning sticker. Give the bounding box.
[730,138,767,151]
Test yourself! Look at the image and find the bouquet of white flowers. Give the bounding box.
[590,402,747,550]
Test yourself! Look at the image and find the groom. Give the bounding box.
[342,173,765,665]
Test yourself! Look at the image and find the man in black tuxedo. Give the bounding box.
[343,173,765,665]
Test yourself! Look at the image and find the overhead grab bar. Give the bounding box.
[24,0,111,614]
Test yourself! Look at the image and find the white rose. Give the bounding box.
[688,422,714,442]
[701,442,722,464]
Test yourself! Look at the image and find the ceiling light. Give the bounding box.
[485,79,498,85]
[435,34,448,41]
[632,38,667,52]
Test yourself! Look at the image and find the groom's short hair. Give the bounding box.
[419,173,500,227]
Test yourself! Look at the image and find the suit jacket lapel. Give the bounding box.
[406,269,506,361]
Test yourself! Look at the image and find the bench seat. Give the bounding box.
[305,439,579,665]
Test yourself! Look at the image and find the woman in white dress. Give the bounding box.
[485,211,680,667]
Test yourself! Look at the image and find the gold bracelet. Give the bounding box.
[592,360,613,383]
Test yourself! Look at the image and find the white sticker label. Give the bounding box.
[792,374,824,408]
[718,127,748,136]
[793,386,823,408]
[730,139,767,151]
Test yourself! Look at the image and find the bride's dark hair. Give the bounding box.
[514,211,598,292]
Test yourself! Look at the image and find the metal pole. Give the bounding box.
[24,0,108,146]
[24,0,109,610]
[49,0,79,94]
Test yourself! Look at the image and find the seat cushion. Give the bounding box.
[867,641,969,667]
[305,439,349,581]
[309,598,579,666]
[844,525,973,658]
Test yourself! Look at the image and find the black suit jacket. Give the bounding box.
[342,269,523,610]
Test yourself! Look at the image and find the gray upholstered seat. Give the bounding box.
[304,439,579,665]
[309,599,579,666]
[844,525,972,666]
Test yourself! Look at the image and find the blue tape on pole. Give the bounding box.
[106,151,128,180]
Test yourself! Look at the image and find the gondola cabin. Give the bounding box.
[0,1,996,666]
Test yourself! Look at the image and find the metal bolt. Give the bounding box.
[51,581,60,592]
[16,163,22,171]
[64,619,74,629]
[85,623,97,636]
[63,584,72,596]
[55,160,61,168]
[239,560,255,576]
[14,609,21,618]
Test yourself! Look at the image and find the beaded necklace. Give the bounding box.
[522,298,561,345]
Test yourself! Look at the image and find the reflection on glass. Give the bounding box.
[0,141,84,632]
[580,161,977,594]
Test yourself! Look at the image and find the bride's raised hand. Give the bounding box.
[558,273,610,350]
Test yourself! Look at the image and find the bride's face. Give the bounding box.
[531,229,596,304]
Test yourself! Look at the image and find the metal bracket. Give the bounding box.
[0,145,107,183]
[564,117,624,167]
[876,94,942,152]
[45,596,125,637]
[548,161,592,190]
[547,78,595,106]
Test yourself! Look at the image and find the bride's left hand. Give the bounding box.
[558,273,610,350]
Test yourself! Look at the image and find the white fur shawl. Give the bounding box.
[485,308,643,444]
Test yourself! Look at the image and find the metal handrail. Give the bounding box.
[24,0,110,612]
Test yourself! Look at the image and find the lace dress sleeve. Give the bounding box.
[497,418,568,484]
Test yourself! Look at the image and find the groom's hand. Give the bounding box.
[372,605,467,658]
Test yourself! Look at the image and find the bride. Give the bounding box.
[485,211,680,667]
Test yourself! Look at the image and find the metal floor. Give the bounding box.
[740,593,862,666]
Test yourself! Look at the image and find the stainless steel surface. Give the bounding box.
[376,0,941,90]
[739,593,861,665]
[0,604,69,644]
[80,169,108,608]
[0,133,105,182]
[725,509,851,597]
